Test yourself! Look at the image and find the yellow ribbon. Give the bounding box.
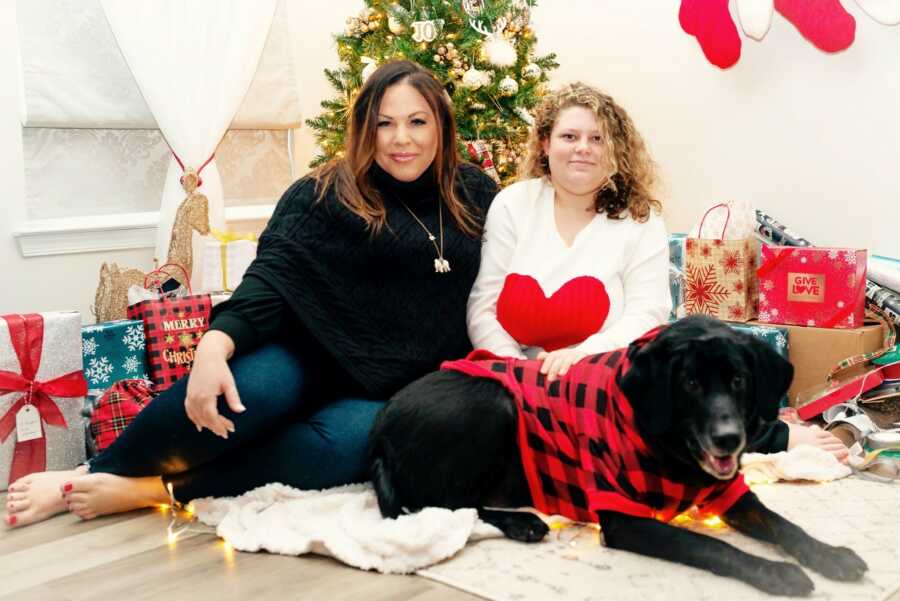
[210,228,257,292]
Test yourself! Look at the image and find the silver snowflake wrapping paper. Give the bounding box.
[81,319,149,394]
[0,311,87,491]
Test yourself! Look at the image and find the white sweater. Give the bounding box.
[467,178,672,358]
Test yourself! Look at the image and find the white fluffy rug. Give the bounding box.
[417,477,900,601]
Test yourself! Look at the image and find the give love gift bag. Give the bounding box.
[0,312,88,490]
[683,202,759,322]
[757,246,867,329]
[126,264,211,392]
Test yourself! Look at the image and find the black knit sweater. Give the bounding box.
[209,162,498,398]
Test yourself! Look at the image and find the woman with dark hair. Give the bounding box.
[5,60,498,527]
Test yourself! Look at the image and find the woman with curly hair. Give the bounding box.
[467,82,670,381]
[465,81,847,461]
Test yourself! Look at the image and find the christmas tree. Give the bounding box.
[305,0,558,184]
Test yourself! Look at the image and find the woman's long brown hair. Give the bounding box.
[314,60,480,237]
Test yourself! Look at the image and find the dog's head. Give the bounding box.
[620,315,793,481]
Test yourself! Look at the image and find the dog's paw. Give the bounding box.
[797,544,868,582]
[486,511,549,543]
[750,561,814,597]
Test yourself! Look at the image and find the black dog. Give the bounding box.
[369,315,867,596]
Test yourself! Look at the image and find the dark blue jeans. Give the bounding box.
[88,343,384,501]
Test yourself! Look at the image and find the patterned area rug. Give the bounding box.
[418,477,900,601]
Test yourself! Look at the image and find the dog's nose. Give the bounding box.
[711,432,742,454]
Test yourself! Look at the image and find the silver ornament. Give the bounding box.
[498,75,519,96]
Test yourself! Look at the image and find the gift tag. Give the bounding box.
[16,405,43,442]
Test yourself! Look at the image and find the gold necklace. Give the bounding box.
[400,200,451,273]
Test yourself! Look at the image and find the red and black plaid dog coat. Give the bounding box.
[441,327,749,523]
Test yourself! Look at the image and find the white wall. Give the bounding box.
[2,1,899,319]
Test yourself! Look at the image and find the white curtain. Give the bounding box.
[100,0,278,267]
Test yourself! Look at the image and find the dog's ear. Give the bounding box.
[620,336,674,437]
[740,334,794,422]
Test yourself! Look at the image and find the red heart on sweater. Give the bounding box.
[497,274,610,352]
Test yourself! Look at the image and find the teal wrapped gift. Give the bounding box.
[81,319,149,392]
[669,234,686,320]
[728,322,790,406]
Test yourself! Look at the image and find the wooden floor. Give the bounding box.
[0,493,480,601]
[3,492,899,601]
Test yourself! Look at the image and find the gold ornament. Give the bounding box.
[522,62,542,80]
[498,75,519,96]
[387,3,408,34]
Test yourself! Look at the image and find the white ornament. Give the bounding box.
[387,3,408,34]
[514,106,534,125]
[411,18,444,43]
[461,67,490,89]
[522,62,542,80]
[498,76,519,96]
[471,16,517,67]
[735,0,774,41]
[361,57,378,82]
[483,36,517,67]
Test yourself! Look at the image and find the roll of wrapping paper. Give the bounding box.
[755,210,900,327]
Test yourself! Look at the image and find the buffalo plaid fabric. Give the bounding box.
[441,327,749,523]
[127,294,211,392]
[89,379,156,451]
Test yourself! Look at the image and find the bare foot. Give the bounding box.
[787,423,850,464]
[4,466,88,528]
[62,473,169,520]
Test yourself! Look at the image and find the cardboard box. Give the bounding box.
[794,363,885,420]
[759,320,888,405]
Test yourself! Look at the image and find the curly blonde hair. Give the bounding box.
[519,82,661,222]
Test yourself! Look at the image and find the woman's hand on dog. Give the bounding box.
[537,348,588,382]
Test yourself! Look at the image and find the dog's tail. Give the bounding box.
[370,439,404,519]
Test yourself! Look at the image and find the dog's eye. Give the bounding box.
[731,374,746,389]
[683,378,700,393]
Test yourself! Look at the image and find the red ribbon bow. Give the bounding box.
[0,314,87,486]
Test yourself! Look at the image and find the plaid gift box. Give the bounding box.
[127,294,211,392]
[0,312,87,490]
[89,379,155,452]
[757,246,867,329]
[81,319,149,394]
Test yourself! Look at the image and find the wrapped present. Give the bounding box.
[668,234,686,320]
[684,204,759,322]
[757,246,867,329]
[794,363,886,420]
[200,228,258,293]
[80,319,149,394]
[0,312,87,490]
[127,294,211,392]
[755,210,900,328]
[89,379,155,452]
[727,321,789,406]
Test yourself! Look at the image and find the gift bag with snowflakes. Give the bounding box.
[81,319,149,395]
[127,294,211,392]
[756,246,867,329]
[684,203,758,322]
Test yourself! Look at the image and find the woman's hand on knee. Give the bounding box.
[185,333,245,438]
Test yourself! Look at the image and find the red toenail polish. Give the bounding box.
[7,516,16,525]
[63,483,73,492]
